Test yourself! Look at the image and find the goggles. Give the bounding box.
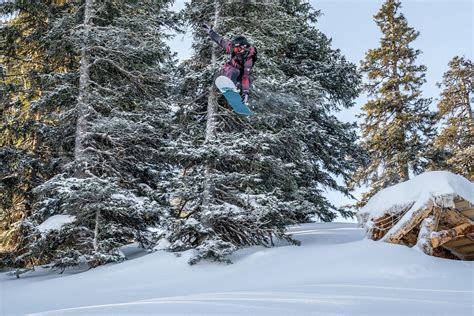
[233,45,246,54]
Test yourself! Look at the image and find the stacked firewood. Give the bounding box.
[365,197,474,260]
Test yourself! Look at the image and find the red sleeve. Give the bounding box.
[241,57,254,93]
[209,29,232,53]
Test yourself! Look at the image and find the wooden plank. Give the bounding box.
[374,205,412,222]
[431,223,474,248]
[375,216,394,226]
[455,200,472,210]
[452,243,474,253]
[384,203,434,243]
[458,253,474,261]
[461,209,474,219]
[374,218,393,228]
[440,208,474,227]
[443,237,472,248]
[433,207,442,230]
[375,208,410,226]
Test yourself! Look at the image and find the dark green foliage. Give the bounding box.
[429,56,473,179]
[1,0,72,268]
[1,0,179,271]
[351,0,436,207]
[167,0,363,263]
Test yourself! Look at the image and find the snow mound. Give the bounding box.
[2,223,472,316]
[37,215,76,233]
[359,171,474,219]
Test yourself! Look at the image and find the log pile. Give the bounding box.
[365,197,474,260]
[369,205,412,241]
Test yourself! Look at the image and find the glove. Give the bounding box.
[202,24,211,34]
[242,92,249,105]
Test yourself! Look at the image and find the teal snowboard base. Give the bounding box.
[215,76,252,115]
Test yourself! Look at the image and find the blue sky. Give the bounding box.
[168,0,473,214]
[170,0,473,122]
[314,0,473,122]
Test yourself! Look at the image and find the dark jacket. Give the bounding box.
[209,29,256,93]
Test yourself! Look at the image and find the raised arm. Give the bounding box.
[202,25,232,53]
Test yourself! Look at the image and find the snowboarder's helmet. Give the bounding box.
[232,36,249,47]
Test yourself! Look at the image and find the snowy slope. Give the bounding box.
[1,223,472,316]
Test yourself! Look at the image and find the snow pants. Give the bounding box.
[221,63,251,93]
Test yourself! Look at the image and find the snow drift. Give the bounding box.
[357,171,474,260]
[359,171,474,219]
[1,223,472,316]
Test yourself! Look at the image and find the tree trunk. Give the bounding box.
[76,0,100,251]
[390,20,409,183]
[75,0,93,164]
[463,78,473,124]
[24,114,40,218]
[463,79,474,180]
[202,0,220,210]
[93,207,100,252]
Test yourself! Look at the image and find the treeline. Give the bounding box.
[350,0,473,207]
[0,0,472,274]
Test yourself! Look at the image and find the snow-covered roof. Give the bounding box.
[359,171,474,219]
[37,215,76,233]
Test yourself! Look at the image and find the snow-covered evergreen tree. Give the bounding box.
[167,0,363,264]
[1,1,179,270]
[1,1,66,268]
[430,56,473,179]
[350,0,435,207]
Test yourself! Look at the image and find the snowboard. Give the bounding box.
[215,75,252,115]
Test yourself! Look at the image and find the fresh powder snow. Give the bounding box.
[359,171,474,219]
[37,215,76,233]
[1,222,472,316]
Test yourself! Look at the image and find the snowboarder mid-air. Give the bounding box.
[202,24,257,105]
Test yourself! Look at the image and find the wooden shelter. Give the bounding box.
[357,171,474,260]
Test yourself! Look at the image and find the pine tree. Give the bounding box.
[167,0,363,264]
[431,56,473,179]
[351,0,435,207]
[1,1,67,268]
[1,1,179,271]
